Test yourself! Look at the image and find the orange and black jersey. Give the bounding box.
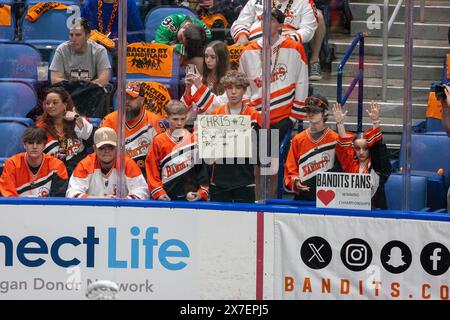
[209,104,261,190]
[0,153,68,197]
[101,109,162,177]
[284,127,340,201]
[336,127,391,209]
[146,130,209,201]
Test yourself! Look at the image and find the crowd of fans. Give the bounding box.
[0,0,447,211]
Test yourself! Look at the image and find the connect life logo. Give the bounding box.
[0,226,190,271]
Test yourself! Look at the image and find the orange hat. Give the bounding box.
[126,81,143,98]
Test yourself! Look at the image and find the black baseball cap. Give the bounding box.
[271,8,285,24]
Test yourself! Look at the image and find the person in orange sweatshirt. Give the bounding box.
[0,126,68,197]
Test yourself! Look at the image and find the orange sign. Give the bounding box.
[126,43,173,78]
[227,46,245,71]
[140,81,171,117]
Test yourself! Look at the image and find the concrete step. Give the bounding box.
[350,2,450,23]
[331,57,443,81]
[329,34,449,58]
[326,99,427,120]
[350,20,449,41]
[310,75,430,102]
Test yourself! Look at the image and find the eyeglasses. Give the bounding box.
[305,96,328,109]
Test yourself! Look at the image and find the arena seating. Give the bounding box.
[0,42,42,82]
[0,80,37,117]
[385,174,428,211]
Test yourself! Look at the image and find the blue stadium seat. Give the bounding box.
[385,174,428,211]
[22,7,72,48]
[0,80,37,117]
[0,1,15,41]
[399,133,450,210]
[0,118,34,158]
[144,6,197,42]
[425,117,444,133]
[0,42,42,81]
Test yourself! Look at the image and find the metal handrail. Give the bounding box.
[382,0,404,101]
[337,32,365,132]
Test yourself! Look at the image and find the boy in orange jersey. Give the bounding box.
[284,94,340,201]
[100,81,163,176]
[0,126,68,197]
[209,70,261,203]
[66,127,149,199]
[146,100,209,201]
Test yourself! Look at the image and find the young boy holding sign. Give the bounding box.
[208,71,261,203]
[332,101,391,209]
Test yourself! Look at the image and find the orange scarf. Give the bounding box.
[26,2,69,22]
[0,4,11,26]
[89,29,116,49]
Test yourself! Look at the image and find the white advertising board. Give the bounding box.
[0,205,257,300]
[274,213,450,300]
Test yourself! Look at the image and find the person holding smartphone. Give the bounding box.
[183,41,230,123]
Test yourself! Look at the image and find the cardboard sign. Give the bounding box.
[316,172,372,210]
[227,46,245,70]
[139,81,171,116]
[198,115,253,159]
[126,43,173,78]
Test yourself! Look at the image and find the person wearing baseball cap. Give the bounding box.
[284,94,340,201]
[66,127,149,199]
[100,81,163,178]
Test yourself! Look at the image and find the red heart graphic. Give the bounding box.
[317,189,335,206]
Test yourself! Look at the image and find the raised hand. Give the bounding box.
[332,103,347,124]
[366,100,380,122]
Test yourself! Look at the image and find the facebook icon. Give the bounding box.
[420,243,450,276]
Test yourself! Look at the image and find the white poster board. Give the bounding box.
[198,115,252,159]
[316,172,372,210]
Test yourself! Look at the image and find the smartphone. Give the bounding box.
[186,64,196,75]
[435,84,447,101]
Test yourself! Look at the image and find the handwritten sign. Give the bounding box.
[198,115,253,159]
[139,81,171,116]
[227,46,245,70]
[126,43,173,78]
[316,172,372,210]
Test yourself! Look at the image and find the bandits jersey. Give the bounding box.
[284,127,339,197]
[231,0,318,44]
[66,153,149,199]
[239,36,308,124]
[100,109,162,175]
[182,83,228,120]
[336,126,391,209]
[146,130,209,200]
[0,153,68,197]
[209,104,261,189]
[36,117,94,175]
